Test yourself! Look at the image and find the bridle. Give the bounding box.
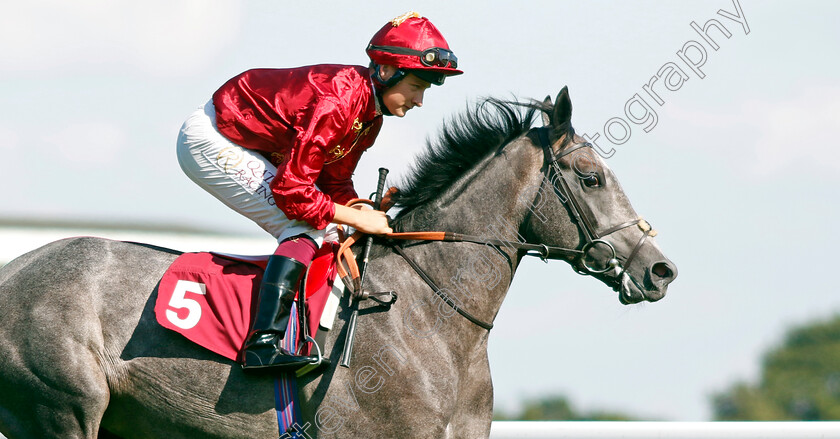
[534,127,657,290]
[338,127,658,331]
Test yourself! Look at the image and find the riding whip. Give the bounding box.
[339,167,389,368]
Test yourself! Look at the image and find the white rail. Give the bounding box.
[488,421,840,439]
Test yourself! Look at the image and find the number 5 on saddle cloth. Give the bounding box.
[154,245,341,374]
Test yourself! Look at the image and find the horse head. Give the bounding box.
[523,86,677,304]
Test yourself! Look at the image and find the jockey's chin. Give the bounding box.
[390,106,411,117]
[384,97,420,118]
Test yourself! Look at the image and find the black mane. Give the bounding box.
[391,98,548,217]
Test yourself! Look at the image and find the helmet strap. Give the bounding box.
[370,62,406,89]
[370,63,407,117]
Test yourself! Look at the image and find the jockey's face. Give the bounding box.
[379,66,431,117]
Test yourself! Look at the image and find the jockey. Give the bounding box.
[176,12,462,372]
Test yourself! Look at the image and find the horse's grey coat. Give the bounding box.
[0,89,676,438]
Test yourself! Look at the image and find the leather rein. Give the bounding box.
[336,127,657,331]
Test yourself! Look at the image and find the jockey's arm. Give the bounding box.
[333,203,392,235]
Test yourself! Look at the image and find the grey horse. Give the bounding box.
[0,88,676,438]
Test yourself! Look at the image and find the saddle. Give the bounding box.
[155,186,501,372]
[154,243,342,369]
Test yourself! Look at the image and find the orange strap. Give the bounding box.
[381,186,399,211]
[334,190,457,293]
[334,191,452,293]
[334,198,373,293]
[336,232,453,293]
[336,230,363,292]
[384,231,447,241]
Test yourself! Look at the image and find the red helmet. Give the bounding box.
[367,12,463,86]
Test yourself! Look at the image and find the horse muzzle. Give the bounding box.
[616,259,677,304]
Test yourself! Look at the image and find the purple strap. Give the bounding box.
[274,305,304,437]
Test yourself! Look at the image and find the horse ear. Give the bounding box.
[541,95,552,126]
[553,86,572,127]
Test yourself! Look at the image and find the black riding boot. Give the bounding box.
[241,255,319,372]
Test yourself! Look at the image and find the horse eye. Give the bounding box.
[582,175,601,188]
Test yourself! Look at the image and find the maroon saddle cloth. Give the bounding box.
[154,243,338,360]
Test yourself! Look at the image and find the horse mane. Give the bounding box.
[391,98,554,217]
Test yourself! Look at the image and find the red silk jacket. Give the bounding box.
[212,65,383,230]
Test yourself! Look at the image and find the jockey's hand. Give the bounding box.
[334,203,393,235]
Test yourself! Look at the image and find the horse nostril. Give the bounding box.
[652,262,672,279]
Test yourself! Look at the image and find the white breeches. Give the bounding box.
[176,101,336,246]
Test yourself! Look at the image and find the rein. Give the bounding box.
[334,212,499,330]
[383,231,581,260]
[335,127,658,331]
[390,244,494,330]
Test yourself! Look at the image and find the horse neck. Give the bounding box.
[410,138,540,235]
[395,138,544,334]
